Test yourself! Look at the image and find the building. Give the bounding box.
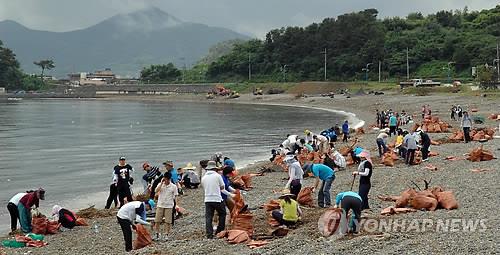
[67,68,116,86]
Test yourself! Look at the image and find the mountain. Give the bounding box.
[0,7,250,77]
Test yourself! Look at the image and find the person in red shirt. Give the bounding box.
[18,188,45,233]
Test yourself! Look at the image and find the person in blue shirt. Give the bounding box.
[335,191,362,234]
[342,120,349,143]
[388,114,398,137]
[220,166,237,210]
[223,157,236,169]
[303,163,335,208]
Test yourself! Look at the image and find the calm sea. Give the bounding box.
[0,99,343,229]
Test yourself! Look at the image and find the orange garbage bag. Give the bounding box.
[382,153,395,167]
[395,189,416,208]
[381,207,416,215]
[75,217,89,226]
[267,212,280,227]
[318,208,342,237]
[232,213,254,236]
[436,191,459,210]
[46,220,60,234]
[26,240,47,248]
[410,195,438,211]
[217,230,250,244]
[241,174,252,189]
[263,200,280,212]
[32,217,47,235]
[297,187,315,207]
[230,176,246,190]
[133,224,152,250]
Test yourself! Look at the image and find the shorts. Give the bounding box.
[155,207,173,224]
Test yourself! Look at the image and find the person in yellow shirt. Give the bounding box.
[271,194,303,227]
[395,129,407,158]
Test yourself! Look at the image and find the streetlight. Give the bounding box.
[362,63,373,82]
[446,62,455,83]
[320,48,327,81]
[280,64,288,82]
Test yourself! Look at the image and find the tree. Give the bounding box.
[140,63,181,82]
[0,40,23,90]
[33,59,55,81]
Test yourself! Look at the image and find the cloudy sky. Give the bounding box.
[0,0,498,37]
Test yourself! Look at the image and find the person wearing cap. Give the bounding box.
[201,161,228,239]
[18,188,45,233]
[284,155,304,197]
[113,157,134,208]
[303,163,335,208]
[180,163,201,189]
[351,146,364,164]
[271,194,302,227]
[342,120,349,143]
[116,200,153,252]
[352,151,373,210]
[223,157,236,169]
[163,161,180,186]
[52,205,77,229]
[221,166,237,211]
[334,191,362,234]
[142,162,161,192]
[7,191,31,233]
[154,172,178,242]
[304,130,315,145]
[376,128,390,158]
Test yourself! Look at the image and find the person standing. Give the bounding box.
[220,166,237,212]
[114,156,134,207]
[105,168,119,209]
[201,161,227,239]
[352,151,372,210]
[376,128,390,158]
[154,172,178,242]
[420,131,431,162]
[18,188,45,233]
[342,120,349,143]
[334,191,362,234]
[284,155,304,198]
[303,163,335,208]
[461,111,473,143]
[116,201,153,252]
[7,191,28,233]
[404,132,418,165]
[388,114,397,137]
[450,105,456,121]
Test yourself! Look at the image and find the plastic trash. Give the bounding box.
[93,223,100,233]
[2,240,27,248]
[27,233,44,241]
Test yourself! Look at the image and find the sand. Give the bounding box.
[2,91,499,255]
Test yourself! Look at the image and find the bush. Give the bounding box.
[267,88,285,94]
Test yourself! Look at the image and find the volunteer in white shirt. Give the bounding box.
[116,200,153,252]
[7,192,28,233]
[201,160,228,239]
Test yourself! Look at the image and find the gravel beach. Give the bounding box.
[3,92,499,255]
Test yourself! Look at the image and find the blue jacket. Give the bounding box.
[335,191,362,205]
[342,123,349,134]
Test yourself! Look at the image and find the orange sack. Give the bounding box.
[410,195,438,211]
[395,189,416,208]
[318,208,342,237]
[75,217,88,226]
[297,187,315,207]
[133,224,152,250]
[32,217,47,235]
[46,220,60,235]
[436,191,459,210]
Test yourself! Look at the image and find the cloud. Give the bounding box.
[0,0,498,37]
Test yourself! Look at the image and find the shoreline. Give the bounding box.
[3,92,499,255]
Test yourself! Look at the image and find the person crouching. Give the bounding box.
[271,194,302,227]
[52,205,77,229]
[116,200,153,252]
[335,191,363,234]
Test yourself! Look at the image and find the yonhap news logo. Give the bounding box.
[356,218,488,233]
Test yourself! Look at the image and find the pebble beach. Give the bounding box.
[3,91,499,255]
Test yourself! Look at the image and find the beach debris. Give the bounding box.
[417,116,451,133]
[32,217,48,235]
[230,190,254,236]
[381,151,398,167]
[133,224,152,250]
[76,205,115,219]
[471,168,492,173]
[430,140,441,145]
[377,195,400,202]
[241,174,253,189]
[217,230,250,244]
[246,240,270,249]
[466,145,496,162]
[6,234,48,248]
[381,207,417,215]
[297,187,315,207]
[488,113,500,120]
[435,191,459,210]
[356,127,365,135]
[444,156,463,161]
[262,200,280,212]
[75,217,89,226]
[423,164,438,171]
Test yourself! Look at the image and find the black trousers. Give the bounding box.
[7,202,19,231]
[105,184,118,209]
[406,149,416,165]
[421,144,430,160]
[205,202,226,238]
[341,196,362,233]
[290,180,302,198]
[389,126,396,137]
[271,210,297,226]
[117,217,133,252]
[359,181,371,210]
[118,185,133,208]
[463,127,471,143]
[342,133,348,142]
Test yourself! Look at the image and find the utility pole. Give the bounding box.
[497,43,499,81]
[248,53,251,81]
[321,48,327,81]
[406,47,410,80]
[378,61,381,82]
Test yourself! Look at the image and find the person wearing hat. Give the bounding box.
[113,156,134,208]
[376,128,390,158]
[334,191,362,234]
[304,130,315,145]
[201,161,228,239]
[303,162,335,208]
[271,193,302,227]
[17,188,45,233]
[154,172,178,241]
[223,157,236,169]
[116,200,153,252]
[284,155,304,197]
[52,205,77,229]
[352,151,373,210]
[180,163,201,189]
[141,162,162,192]
[7,191,31,233]
[211,152,224,167]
